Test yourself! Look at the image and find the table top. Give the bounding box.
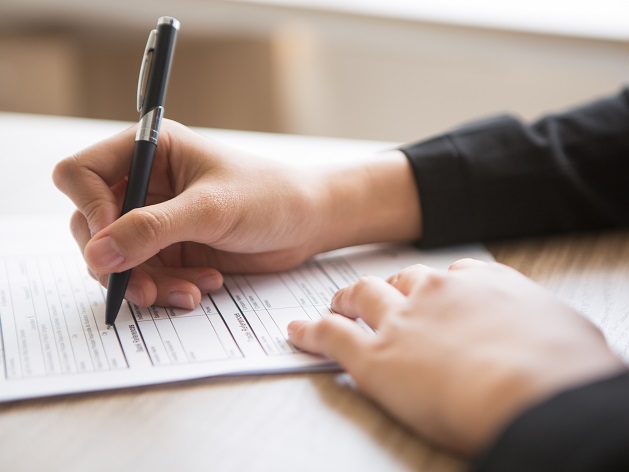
[0,112,627,472]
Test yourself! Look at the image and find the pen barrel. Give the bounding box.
[142,20,178,114]
[120,140,157,215]
[105,270,132,325]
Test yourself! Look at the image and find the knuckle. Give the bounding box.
[351,276,378,296]
[69,210,85,236]
[339,277,377,309]
[52,156,79,191]
[396,263,425,280]
[82,197,119,237]
[314,317,338,342]
[82,200,103,232]
[131,208,170,245]
[97,272,108,288]
[448,258,472,270]
[312,317,350,350]
[288,322,306,344]
[422,271,446,290]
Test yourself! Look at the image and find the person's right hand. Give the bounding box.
[53,120,421,309]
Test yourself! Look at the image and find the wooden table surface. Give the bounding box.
[1,113,627,472]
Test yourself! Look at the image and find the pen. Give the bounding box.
[105,16,180,328]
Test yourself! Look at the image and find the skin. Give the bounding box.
[53,120,625,456]
[287,259,625,455]
[53,120,420,308]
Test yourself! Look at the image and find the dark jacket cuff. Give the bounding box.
[470,371,629,472]
[399,133,474,247]
[400,89,629,248]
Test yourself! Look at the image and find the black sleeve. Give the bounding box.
[400,88,629,247]
[469,371,629,472]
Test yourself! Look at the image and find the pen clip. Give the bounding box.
[136,29,158,113]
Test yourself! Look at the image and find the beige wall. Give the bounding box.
[0,30,281,131]
[1,9,628,142]
[0,34,84,116]
[270,19,629,142]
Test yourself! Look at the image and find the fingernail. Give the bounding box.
[330,289,341,309]
[196,273,223,292]
[125,283,144,306]
[287,320,306,338]
[87,236,124,271]
[168,291,196,310]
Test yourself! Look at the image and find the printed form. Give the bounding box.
[0,220,493,402]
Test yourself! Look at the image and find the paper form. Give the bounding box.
[0,219,493,402]
[544,269,629,362]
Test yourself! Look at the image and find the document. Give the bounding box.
[0,217,493,402]
[546,268,629,363]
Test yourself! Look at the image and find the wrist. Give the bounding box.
[466,344,625,455]
[313,150,422,253]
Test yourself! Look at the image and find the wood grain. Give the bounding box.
[1,231,627,471]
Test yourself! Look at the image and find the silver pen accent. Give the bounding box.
[158,16,181,29]
[136,29,158,113]
[135,106,164,144]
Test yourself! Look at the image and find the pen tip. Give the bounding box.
[106,324,112,330]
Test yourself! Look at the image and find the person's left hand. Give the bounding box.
[287,259,625,456]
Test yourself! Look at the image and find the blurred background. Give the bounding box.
[1,0,628,143]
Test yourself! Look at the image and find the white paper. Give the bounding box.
[0,217,493,402]
[545,268,629,362]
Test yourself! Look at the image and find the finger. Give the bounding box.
[387,264,440,296]
[53,126,137,236]
[175,267,224,294]
[331,276,405,328]
[146,273,201,310]
[89,266,157,307]
[124,269,157,307]
[448,258,488,271]
[147,266,224,307]
[83,190,213,273]
[112,265,224,309]
[287,316,371,371]
[69,211,100,280]
[100,269,200,310]
[54,126,136,189]
[70,210,91,253]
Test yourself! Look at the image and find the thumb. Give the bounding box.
[84,193,210,273]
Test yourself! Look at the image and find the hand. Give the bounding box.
[287,259,625,455]
[53,120,420,309]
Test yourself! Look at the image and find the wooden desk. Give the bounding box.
[490,230,629,363]
[0,113,626,471]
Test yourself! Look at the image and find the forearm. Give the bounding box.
[471,370,629,472]
[313,150,422,253]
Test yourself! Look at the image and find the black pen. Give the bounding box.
[105,16,180,328]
